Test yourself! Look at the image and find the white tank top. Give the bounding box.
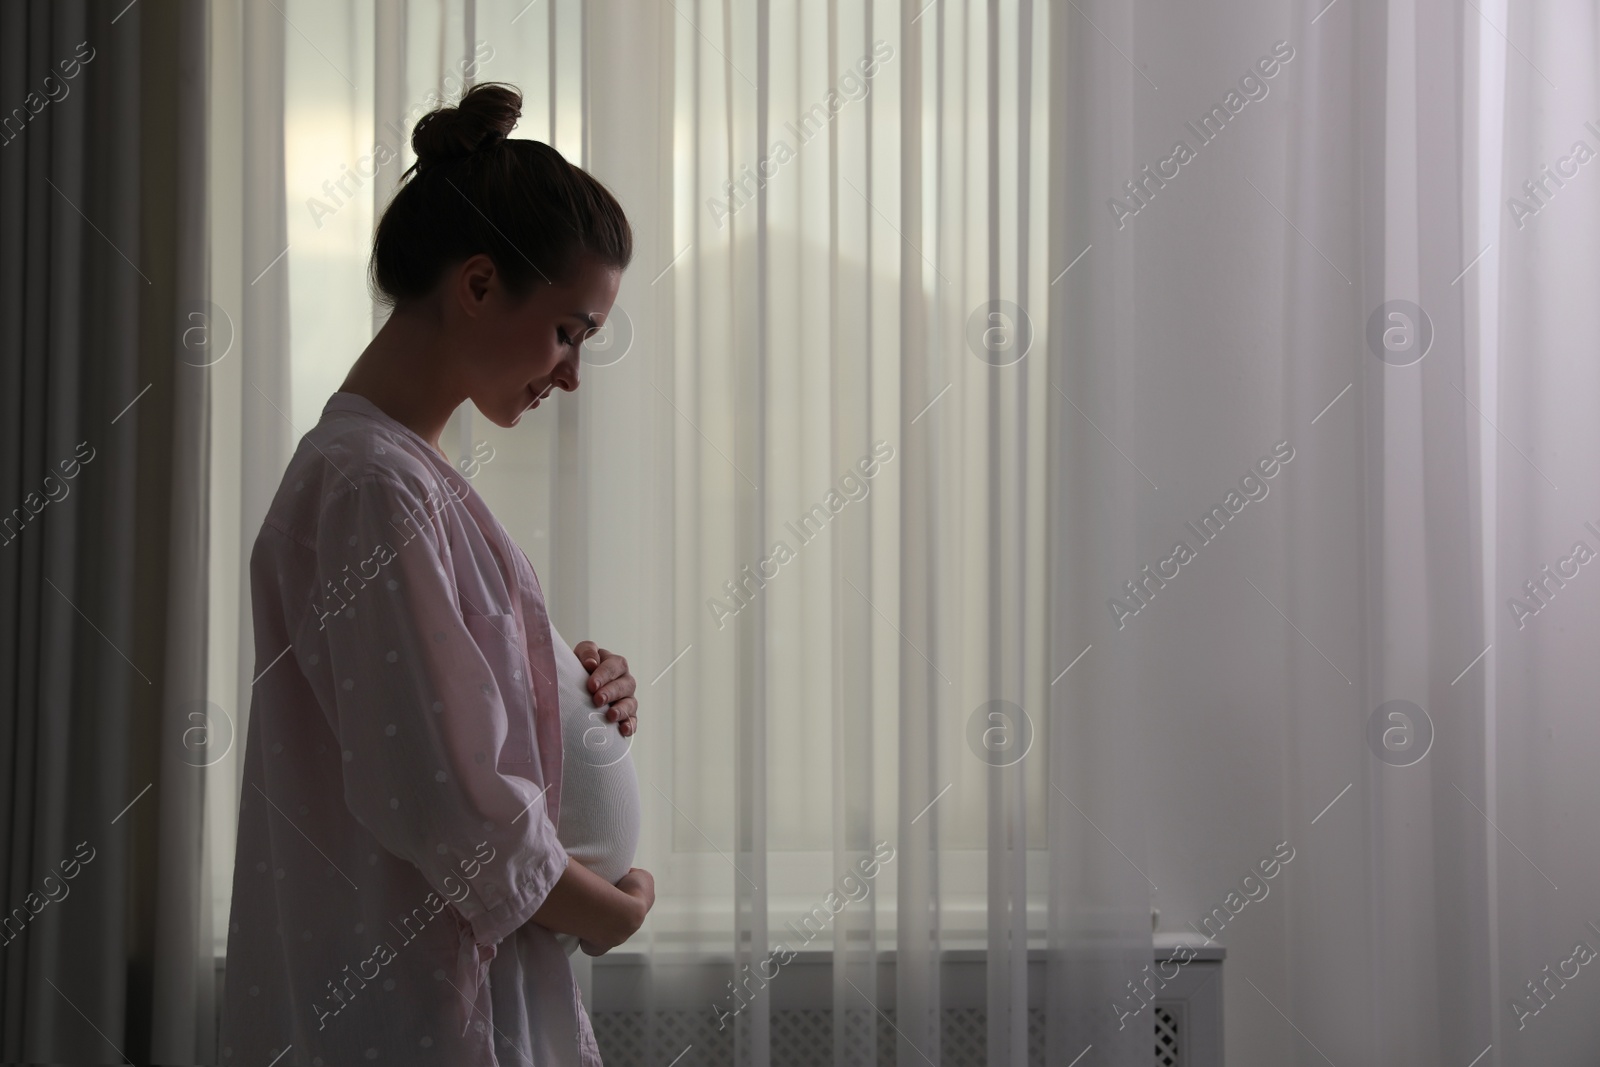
[548,624,641,955]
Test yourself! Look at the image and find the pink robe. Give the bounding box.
[220,392,601,1066]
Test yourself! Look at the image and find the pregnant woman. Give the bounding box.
[220,82,645,1067]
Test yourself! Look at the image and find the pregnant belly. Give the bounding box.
[549,630,640,953]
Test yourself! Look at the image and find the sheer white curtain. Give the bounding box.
[205,0,1600,1064]
[1275,0,1497,1060]
[208,0,1127,1063]
[1127,0,1599,1061]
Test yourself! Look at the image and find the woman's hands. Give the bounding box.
[533,860,655,952]
[579,868,655,957]
[572,641,639,737]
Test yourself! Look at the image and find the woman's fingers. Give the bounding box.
[609,697,638,734]
[588,649,630,696]
[573,641,639,733]
[593,666,636,706]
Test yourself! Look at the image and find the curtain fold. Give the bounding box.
[829,6,883,1065]
[1276,0,1381,1060]
[207,0,296,1011]
[1275,0,1499,1059]
[1044,0,1152,1062]
[892,1,943,1056]
[150,1,214,1060]
[1488,0,1600,1060]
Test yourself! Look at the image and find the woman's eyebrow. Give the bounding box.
[569,312,600,330]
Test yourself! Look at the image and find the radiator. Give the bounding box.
[587,939,1225,1066]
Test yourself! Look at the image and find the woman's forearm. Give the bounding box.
[531,856,643,947]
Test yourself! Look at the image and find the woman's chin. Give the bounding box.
[489,399,536,427]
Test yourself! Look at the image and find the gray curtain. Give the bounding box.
[0,1,213,1063]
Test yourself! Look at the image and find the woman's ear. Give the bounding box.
[454,254,499,318]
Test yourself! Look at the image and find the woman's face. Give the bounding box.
[453,250,622,428]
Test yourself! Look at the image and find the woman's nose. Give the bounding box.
[557,352,581,392]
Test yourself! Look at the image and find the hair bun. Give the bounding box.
[412,82,523,172]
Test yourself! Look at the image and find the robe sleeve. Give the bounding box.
[295,471,569,957]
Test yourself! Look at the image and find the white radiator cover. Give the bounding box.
[586,939,1225,1066]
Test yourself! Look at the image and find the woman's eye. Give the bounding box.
[557,328,573,346]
